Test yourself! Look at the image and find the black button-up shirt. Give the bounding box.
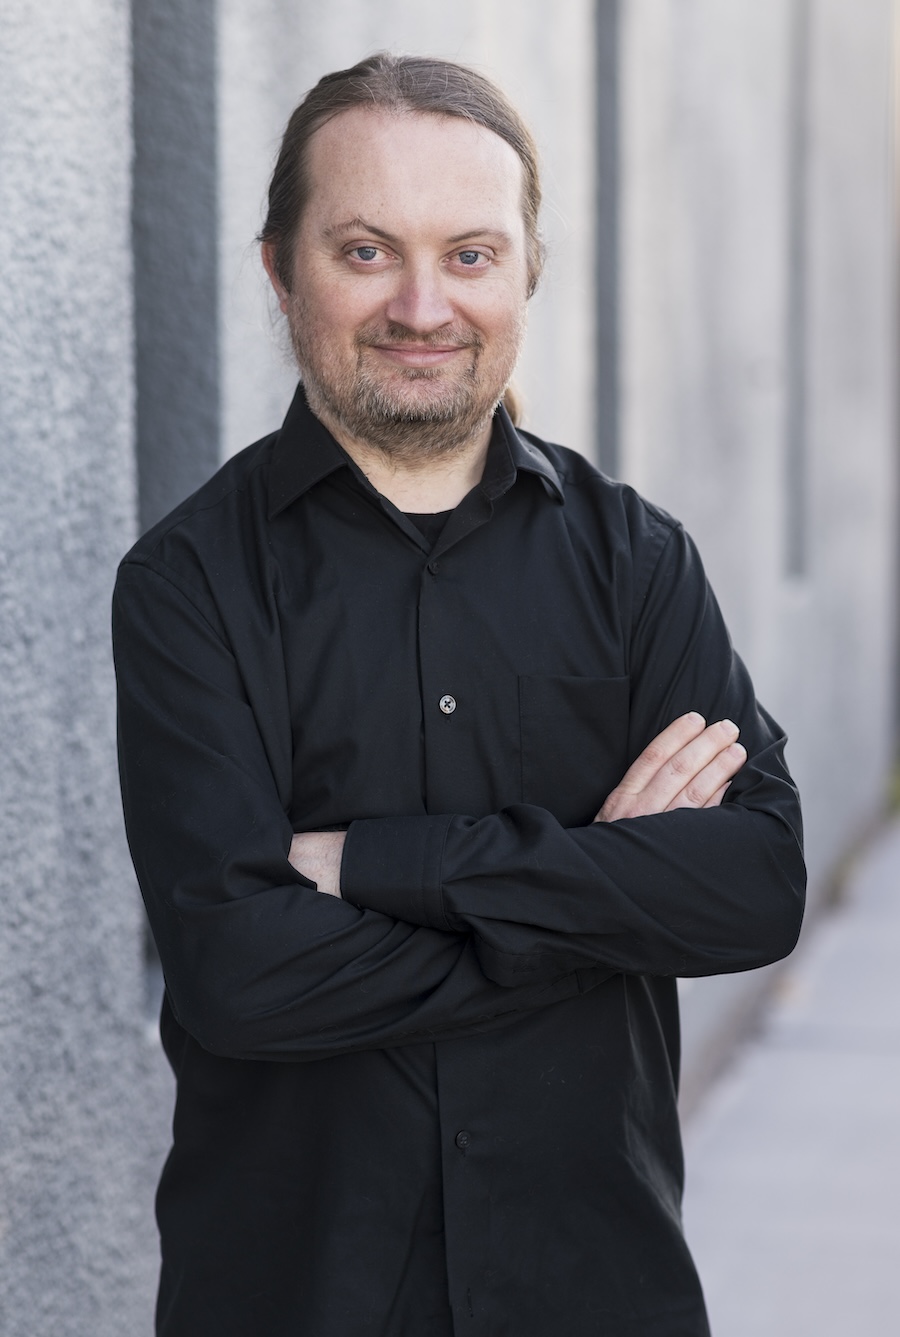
[113,387,805,1337]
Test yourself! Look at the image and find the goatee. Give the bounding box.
[287,306,520,462]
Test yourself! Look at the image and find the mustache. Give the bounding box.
[356,321,483,351]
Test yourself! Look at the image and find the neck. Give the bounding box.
[320,414,493,512]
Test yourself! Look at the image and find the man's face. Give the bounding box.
[271,107,530,459]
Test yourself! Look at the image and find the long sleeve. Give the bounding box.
[113,560,595,1062]
[341,524,806,985]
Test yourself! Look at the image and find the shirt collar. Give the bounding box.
[267,382,565,519]
[267,386,353,518]
[490,400,565,504]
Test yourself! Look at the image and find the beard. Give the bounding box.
[286,296,524,461]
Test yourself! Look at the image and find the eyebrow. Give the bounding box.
[323,217,515,248]
[323,218,397,243]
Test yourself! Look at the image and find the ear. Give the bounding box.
[261,242,291,314]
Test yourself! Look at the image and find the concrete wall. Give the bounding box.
[0,0,895,1326]
[618,0,896,1089]
[0,3,172,1335]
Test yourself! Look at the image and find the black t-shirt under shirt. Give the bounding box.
[404,510,452,549]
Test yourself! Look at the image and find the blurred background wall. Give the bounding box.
[0,1,895,1330]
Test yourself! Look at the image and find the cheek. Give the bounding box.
[479,294,527,349]
[311,281,383,339]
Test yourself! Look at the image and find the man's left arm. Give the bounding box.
[331,523,805,986]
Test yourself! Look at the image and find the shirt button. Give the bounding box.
[455,1131,470,1149]
[428,560,440,574]
[439,695,457,715]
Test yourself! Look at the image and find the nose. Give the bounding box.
[383,260,455,334]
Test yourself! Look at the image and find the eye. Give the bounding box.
[349,245,382,263]
[457,250,484,267]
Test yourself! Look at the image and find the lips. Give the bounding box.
[370,344,472,368]
[358,322,481,356]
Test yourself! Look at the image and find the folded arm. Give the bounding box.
[291,710,748,893]
[338,528,805,985]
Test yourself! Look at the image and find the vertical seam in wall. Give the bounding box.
[595,0,620,476]
[784,0,812,578]
[132,0,221,536]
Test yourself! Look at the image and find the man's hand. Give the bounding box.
[288,831,346,897]
[596,713,746,823]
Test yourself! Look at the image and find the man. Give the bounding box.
[114,53,805,1337]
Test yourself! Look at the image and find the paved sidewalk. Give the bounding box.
[682,818,900,1337]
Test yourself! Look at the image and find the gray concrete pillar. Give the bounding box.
[0,3,170,1332]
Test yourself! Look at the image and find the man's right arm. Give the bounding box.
[113,560,599,1064]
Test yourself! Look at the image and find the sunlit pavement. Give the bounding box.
[683,819,900,1336]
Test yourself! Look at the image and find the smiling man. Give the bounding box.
[114,53,805,1337]
[277,110,527,466]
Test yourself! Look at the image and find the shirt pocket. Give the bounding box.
[518,674,630,827]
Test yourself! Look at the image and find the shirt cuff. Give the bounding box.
[341,814,455,930]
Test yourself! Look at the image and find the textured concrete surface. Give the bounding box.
[0,4,171,1334]
[684,819,900,1335]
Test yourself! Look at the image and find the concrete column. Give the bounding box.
[0,3,170,1333]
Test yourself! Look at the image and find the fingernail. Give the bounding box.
[721,719,739,736]
[687,711,706,726]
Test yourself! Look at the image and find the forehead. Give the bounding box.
[301,107,526,238]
